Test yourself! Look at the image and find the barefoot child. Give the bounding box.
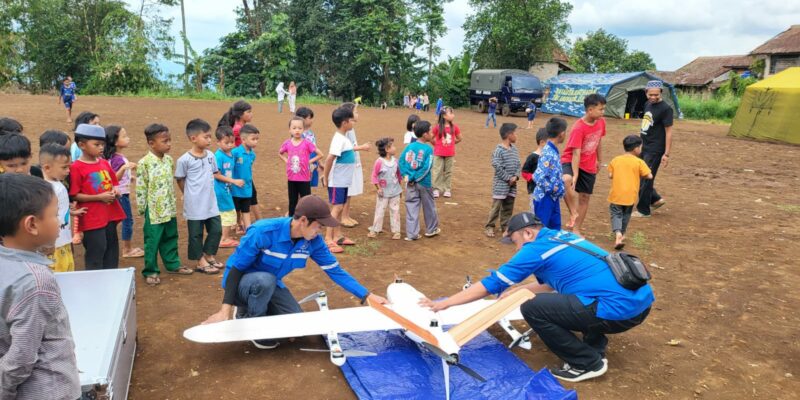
[608,135,652,249]
[323,107,358,253]
[59,77,77,122]
[137,124,193,285]
[175,119,227,275]
[0,174,80,399]
[485,123,521,237]
[562,94,607,235]
[279,117,322,216]
[40,144,85,272]
[104,125,143,259]
[214,126,244,248]
[338,102,370,228]
[533,118,568,230]
[400,121,441,241]
[69,124,126,269]
[368,138,402,240]
[231,125,260,231]
[431,106,461,198]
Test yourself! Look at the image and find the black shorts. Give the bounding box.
[233,196,252,213]
[561,163,597,194]
[250,185,259,205]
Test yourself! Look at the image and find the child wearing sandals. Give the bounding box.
[104,125,143,259]
[175,119,229,275]
[323,107,358,253]
[137,123,194,285]
[368,138,402,240]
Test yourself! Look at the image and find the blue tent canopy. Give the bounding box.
[541,72,681,119]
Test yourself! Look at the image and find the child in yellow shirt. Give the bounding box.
[608,135,652,250]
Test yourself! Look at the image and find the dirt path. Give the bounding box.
[2,94,798,399]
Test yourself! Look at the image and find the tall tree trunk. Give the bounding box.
[427,35,434,87]
[180,0,189,90]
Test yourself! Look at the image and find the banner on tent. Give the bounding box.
[542,84,612,117]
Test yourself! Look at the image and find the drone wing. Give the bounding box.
[184,307,400,343]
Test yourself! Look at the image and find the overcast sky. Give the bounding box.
[134,0,800,76]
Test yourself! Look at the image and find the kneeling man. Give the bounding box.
[203,195,387,348]
[421,212,653,382]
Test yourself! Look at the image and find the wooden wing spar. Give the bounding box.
[447,289,535,346]
[368,297,440,346]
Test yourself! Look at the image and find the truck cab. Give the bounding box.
[469,69,544,116]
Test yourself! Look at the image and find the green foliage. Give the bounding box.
[749,58,765,79]
[415,0,449,82]
[248,13,296,94]
[428,53,472,107]
[678,93,740,122]
[123,87,338,105]
[716,72,758,98]
[464,0,572,69]
[571,29,656,73]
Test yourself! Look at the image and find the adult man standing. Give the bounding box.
[202,195,387,348]
[635,80,673,217]
[420,212,653,382]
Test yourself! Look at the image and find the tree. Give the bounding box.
[248,13,296,96]
[571,29,656,73]
[428,52,472,107]
[414,0,448,84]
[463,0,572,69]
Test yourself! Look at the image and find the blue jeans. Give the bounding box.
[119,194,134,241]
[236,272,302,318]
[534,196,562,230]
[485,112,497,127]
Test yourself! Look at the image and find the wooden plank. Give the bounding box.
[447,289,535,347]
[368,298,439,346]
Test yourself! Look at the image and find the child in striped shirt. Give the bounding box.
[485,123,520,237]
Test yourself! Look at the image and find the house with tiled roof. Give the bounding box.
[750,25,800,77]
[650,55,753,94]
[529,48,575,81]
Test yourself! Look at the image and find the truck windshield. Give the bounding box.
[511,76,542,92]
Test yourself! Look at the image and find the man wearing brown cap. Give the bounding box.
[420,212,653,383]
[202,195,388,349]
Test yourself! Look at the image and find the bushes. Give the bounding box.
[678,93,740,122]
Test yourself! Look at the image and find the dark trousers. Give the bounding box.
[521,293,650,370]
[485,196,516,231]
[187,216,222,260]
[287,180,312,216]
[82,222,119,270]
[609,204,633,234]
[637,152,663,215]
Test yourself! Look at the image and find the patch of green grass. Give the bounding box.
[345,240,381,257]
[96,88,339,105]
[677,93,740,123]
[629,231,649,252]
[777,204,800,213]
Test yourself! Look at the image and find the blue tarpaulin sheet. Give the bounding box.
[338,329,578,400]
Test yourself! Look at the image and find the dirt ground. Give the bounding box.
[1,94,798,399]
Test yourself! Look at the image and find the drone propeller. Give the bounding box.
[462,275,472,291]
[420,342,486,382]
[298,291,327,304]
[508,329,533,350]
[299,348,377,357]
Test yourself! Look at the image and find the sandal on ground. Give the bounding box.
[326,241,344,253]
[485,228,496,238]
[367,230,378,238]
[219,239,240,248]
[204,258,224,268]
[614,242,625,250]
[194,264,220,274]
[166,266,194,275]
[424,228,442,238]
[122,248,145,258]
[340,219,357,228]
[145,275,160,286]
[392,232,402,240]
[336,236,356,246]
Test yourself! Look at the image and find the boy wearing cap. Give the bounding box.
[635,80,673,217]
[421,211,654,383]
[69,124,126,269]
[202,195,388,349]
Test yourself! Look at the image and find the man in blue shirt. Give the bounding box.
[202,195,388,349]
[421,212,653,382]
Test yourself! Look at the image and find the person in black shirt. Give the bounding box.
[521,128,549,198]
[635,81,673,217]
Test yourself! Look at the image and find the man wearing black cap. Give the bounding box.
[420,212,654,382]
[202,195,388,349]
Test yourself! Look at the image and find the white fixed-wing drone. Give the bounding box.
[184,278,535,400]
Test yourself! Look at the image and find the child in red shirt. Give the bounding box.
[561,94,607,236]
[69,124,126,269]
[431,106,462,198]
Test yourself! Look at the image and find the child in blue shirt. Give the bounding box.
[485,97,498,128]
[399,120,440,240]
[231,124,259,230]
[59,77,77,122]
[533,118,567,229]
[214,126,245,248]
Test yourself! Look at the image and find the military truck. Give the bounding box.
[469,69,544,116]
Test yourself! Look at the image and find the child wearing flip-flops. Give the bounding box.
[323,107,358,253]
[137,123,194,285]
[104,125,144,259]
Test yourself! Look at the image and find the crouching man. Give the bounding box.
[420,212,653,382]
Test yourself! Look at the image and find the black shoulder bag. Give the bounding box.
[550,237,651,291]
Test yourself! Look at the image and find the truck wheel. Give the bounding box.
[477,101,486,113]
[501,104,511,117]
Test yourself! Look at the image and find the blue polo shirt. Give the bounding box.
[481,228,654,320]
[231,144,255,198]
[222,218,369,299]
